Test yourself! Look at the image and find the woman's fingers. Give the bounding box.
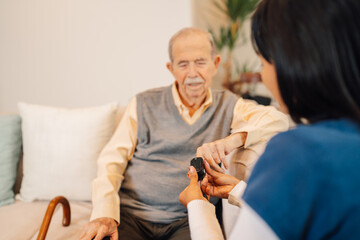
[187,166,199,184]
[180,167,207,207]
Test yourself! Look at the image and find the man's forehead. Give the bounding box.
[172,35,212,62]
[173,53,211,63]
[173,32,211,47]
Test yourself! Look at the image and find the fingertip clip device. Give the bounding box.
[190,157,206,181]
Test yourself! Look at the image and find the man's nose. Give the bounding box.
[187,63,198,78]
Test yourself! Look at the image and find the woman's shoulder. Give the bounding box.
[270,119,360,147]
[263,118,360,168]
[245,119,360,240]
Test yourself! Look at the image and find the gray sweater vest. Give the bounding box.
[119,85,238,223]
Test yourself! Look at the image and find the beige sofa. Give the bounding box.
[0,102,264,240]
[0,103,126,240]
[0,151,261,240]
[0,156,93,240]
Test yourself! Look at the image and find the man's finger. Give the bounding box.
[196,148,203,158]
[94,232,106,240]
[209,144,221,164]
[210,161,223,173]
[216,144,229,170]
[203,152,224,173]
[216,144,225,161]
[110,231,118,240]
[79,229,96,240]
[198,147,224,173]
[222,156,229,170]
[78,230,86,240]
[204,159,223,176]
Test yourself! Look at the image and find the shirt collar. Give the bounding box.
[171,82,212,110]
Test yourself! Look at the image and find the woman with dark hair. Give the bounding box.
[179,0,360,239]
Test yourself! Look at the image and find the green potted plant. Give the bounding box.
[209,0,260,90]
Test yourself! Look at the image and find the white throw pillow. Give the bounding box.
[18,102,117,201]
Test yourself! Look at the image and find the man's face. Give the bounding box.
[167,33,220,107]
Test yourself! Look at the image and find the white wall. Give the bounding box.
[0,0,191,112]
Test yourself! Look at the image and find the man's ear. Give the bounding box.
[166,62,173,72]
[213,55,221,69]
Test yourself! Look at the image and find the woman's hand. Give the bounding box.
[179,166,208,207]
[196,132,247,173]
[201,161,240,199]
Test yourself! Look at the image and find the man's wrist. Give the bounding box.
[228,132,247,149]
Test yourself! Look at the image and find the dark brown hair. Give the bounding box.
[251,0,360,123]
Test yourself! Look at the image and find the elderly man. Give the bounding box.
[78,27,289,240]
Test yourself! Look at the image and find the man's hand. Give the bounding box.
[78,217,118,240]
[196,132,247,172]
[201,161,240,199]
[179,166,208,207]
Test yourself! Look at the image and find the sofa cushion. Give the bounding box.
[18,102,117,201]
[0,199,92,240]
[30,201,92,240]
[0,200,50,239]
[0,115,22,206]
